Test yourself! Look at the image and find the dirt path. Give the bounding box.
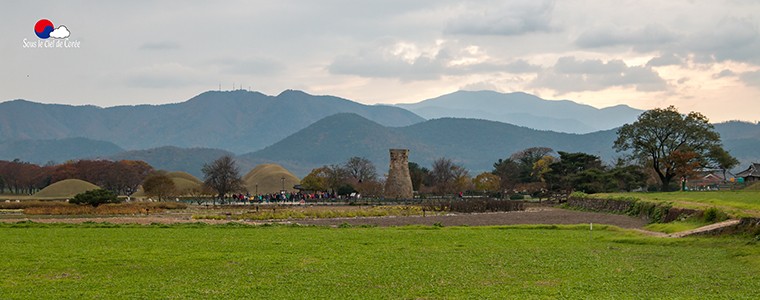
[668,219,741,238]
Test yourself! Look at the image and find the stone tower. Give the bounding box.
[384,149,413,199]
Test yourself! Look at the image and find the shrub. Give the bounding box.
[569,191,589,199]
[703,207,728,223]
[509,194,525,200]
[70,189,120,207]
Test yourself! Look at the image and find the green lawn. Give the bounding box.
[596,190,760,217]
[1,223,758,299]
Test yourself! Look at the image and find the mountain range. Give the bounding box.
[240,114,760,177]
[397,90,644,133]
[0,89,423,153]
[1,89,758,178]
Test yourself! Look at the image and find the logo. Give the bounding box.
[24,19,79,49]
[34,19,70,39]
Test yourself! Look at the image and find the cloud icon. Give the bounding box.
[49,25,70,39]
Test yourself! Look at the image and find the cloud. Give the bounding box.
[684,17,760,63]
[49,25,70,39]
[531,56,668,93]
[125,63,205,88]
[712,69,736,79]
[139,42,180,50]
[576,17,760,65]
[647,53,683,67]
[740,70,760,89]
[328,39,543,81]
[444,0,555,36]
[210,57,283,76]
[575,24,678,50]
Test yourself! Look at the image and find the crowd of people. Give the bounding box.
[228,191,353,203]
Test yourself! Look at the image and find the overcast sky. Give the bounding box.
[3,0,760,122]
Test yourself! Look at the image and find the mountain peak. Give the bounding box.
[397,90,643,134]
[276,89,311,98]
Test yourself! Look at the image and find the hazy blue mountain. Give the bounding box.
[715,121,760,166]
[396,90,644,133]
[240,114,760,178]
[239,113,618,177]
[0,90,424,153]
[0,137,123,164]
[109,146,236,178]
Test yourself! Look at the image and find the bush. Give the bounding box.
[509,194,525,200]
[703,207,728,223]
[70,189,120,207]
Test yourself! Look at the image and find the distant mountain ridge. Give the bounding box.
[0,138,124,164]
[0,90,424,153]
[396,90,644,133]
[1,117,757,179]
[240,115,760,177]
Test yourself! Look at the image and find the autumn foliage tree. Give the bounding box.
[142,171,176,201]
[614,106,734,191]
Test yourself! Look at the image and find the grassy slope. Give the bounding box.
[1,224,758,299]
[596,190,760,217]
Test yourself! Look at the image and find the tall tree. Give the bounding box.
[344,156,377,183]
[408,162,429,192]
[709,146,740,181]
[142,171,176,202]
[301,167,329,191]
[473,172,500,193]
[202,155,244,202]
[511,147,554,182]
[545,151,606,192]
[430,157,469,195]
[325,164,349,192]
[492,158,520,191]
[614,106,732,191]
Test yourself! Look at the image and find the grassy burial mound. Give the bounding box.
[167,171,203,195]
[33,179,100,199]
[166,171,203,185]
[243,164,300,194]
[132,171,204,198]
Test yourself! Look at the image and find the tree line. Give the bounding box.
[0,159,152,195]
[1,106,738,198]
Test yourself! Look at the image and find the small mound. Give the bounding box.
[166,171,202,185]
[34,179,100,198]
[243,164,300,195]
[131,177,203,198]
[172,177,202,195]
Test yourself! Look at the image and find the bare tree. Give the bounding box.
[430,157,470,195]
[142,171,176,202]
[344,156,377,183]
[202,155,244,203]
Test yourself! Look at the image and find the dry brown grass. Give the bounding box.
[23,202,188,215]
[0,201,63,209]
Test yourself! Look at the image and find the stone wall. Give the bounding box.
[384,149,413,199]
[566,196,702,223]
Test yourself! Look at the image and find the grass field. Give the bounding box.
[596,190,760,217]
[1,223,758,299]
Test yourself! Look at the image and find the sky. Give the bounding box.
[2,0,760,123]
